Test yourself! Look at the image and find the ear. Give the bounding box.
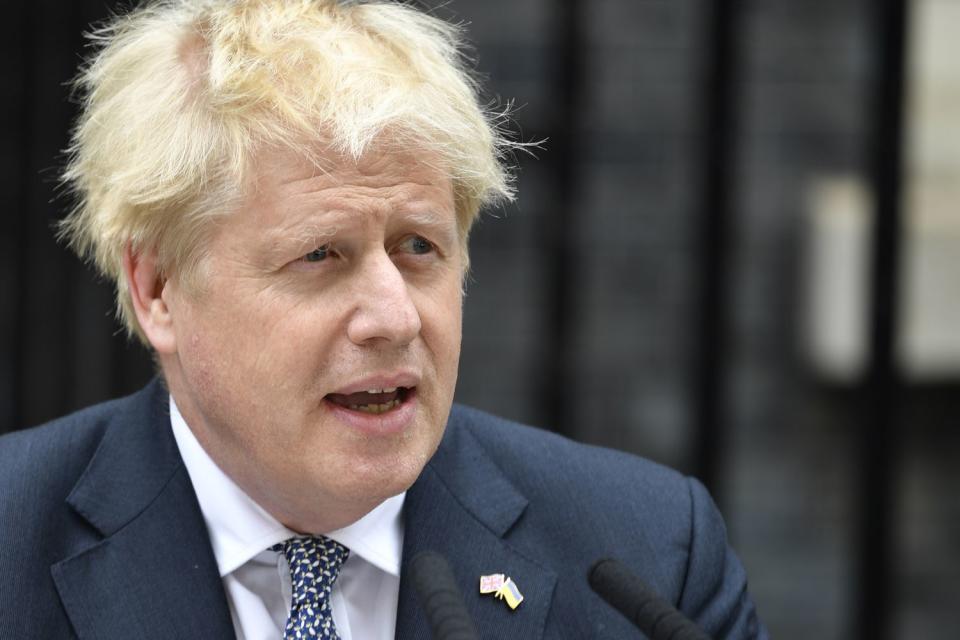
[122,243,177,354]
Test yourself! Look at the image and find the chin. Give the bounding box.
[339,449,430,501]
[362,458,425,495]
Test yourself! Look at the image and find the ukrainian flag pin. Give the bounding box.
[495,577,524,610]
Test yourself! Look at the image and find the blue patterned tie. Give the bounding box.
[272,536,350,640]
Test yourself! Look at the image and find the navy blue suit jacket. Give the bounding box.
[0,380,767,638]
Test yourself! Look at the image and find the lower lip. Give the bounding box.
[323,389,418,436]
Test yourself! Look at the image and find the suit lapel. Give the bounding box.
[51,380,235,639]
[396,411,557,639]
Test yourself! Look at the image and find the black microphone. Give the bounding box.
[410,551,480,640]
[589,558,712,640]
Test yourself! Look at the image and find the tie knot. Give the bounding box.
[272,536,350,608]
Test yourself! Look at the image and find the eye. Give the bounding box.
[399,235,435,255]
[301,245,329,263]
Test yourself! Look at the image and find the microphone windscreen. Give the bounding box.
[410,551,480,640]
[589,558,712,640]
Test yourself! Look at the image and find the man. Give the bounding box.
[0,1,767,638]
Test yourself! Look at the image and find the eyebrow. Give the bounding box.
[257,201,456,263]
[257,221,341,264]
[292,223,340,247]
[401,209,458,243]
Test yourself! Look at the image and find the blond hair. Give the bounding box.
[60,0,516,341]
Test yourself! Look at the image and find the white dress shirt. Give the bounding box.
[169,397,405,640]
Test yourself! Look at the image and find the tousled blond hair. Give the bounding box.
[60,0,517,342]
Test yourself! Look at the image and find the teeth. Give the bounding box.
[348,399,401,414]
[365,387,398,394]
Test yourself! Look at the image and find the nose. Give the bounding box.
[346,252,422,346]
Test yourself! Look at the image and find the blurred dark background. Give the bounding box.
[2,1,958,638]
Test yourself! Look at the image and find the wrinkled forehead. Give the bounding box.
[236,141,458,230]
[249,142,451,190]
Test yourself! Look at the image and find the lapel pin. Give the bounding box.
[480,573,505,594]
[479,573,524,610]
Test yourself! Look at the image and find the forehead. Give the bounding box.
[247,144,453,209]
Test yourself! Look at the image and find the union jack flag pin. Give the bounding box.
[479,573,505,594]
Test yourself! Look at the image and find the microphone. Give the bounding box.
[589,558,712,640]
[410,551,480,640]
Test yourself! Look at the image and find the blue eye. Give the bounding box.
[302,246,329,262]
[406,236,433,255]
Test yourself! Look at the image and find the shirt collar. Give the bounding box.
[169,395,405,578]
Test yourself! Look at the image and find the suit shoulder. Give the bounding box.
[0,395,131,508]
[449,404,692,513]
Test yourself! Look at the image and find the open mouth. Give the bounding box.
[325,387,414,415]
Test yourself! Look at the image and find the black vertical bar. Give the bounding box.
[692,0,738,494]
[542,0,585,436]
[856,0,909,638]
[9,2,37,432]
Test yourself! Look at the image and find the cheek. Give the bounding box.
[177,329,238,412]
[183,282,302,358]
[448,303,463,355]
[173,298,267,404]
[425,281,463,370]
